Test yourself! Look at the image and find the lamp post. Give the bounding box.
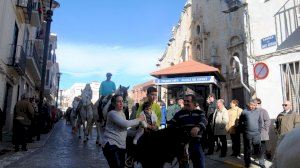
[38,0,60,114]
[56,72,61,108]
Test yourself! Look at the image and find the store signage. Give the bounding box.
[261,35,276,49]
[155,76,217,85]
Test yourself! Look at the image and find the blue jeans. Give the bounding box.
[243,134,261,167]
[179,139,205,168]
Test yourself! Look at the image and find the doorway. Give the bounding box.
[3,83,13,133]
[232,87,246,109]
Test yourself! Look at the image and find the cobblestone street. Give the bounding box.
[2,121,232,168]
[7,121,108,168]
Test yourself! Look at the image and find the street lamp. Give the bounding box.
[38,0,60,114]
[56,72,61,108]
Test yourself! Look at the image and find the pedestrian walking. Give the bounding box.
[239,100,262,168]
[103,94,145,168]
[226,99,243,157]
[12,94,34,151]
[255,98,271,168]
[136,87,161,127]
[168,94,207,168]
[211,99,229,157]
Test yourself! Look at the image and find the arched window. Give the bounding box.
[230,53,240,76]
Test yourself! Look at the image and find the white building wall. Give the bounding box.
[246,0,300,118]
[254,52,299,118]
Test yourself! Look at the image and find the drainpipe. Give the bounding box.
[233,56,251,93]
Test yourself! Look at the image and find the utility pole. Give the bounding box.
[56,72,61,108]
[38,0,59,114]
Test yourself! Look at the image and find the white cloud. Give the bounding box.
[56,42,162,78]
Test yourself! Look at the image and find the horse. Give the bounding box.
[65,107,72,125]
[93,85,130,146]
[132,127,191,168]
[70,97,81,134]
[76,84,94,142]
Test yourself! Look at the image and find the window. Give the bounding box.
[197,25,201,35]
[281,61,300,114]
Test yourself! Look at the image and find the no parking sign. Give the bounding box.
[254,62,269,80]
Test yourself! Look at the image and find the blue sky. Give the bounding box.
[52,0,186,89]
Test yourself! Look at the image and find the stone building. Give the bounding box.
[156,0,300,118]
[0,0,60,135]
[129,80,155,104]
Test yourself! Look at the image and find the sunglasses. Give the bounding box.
[282,104,288,107]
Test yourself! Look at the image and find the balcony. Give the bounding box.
[275,0,300,50]
[16,0,33,24]
[7,45,27,75]
[30,10,41,27]
[26,41,42,82]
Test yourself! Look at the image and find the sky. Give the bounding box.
[52,0,186,90]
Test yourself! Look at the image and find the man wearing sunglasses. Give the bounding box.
[275,101,298,141]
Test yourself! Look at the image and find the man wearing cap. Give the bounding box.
[99,73,116,97]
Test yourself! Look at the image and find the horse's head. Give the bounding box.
[135,127,191,168]
[72,97,81,109]
[115,85,129,101]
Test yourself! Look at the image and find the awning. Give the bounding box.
[151,60,225,82]
[155,76,218,85]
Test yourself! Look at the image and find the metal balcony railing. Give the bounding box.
[274,0,300,47]
[32,45,42,74]
[16,0,33,23]
[26,40,42,74]
[8,45,27,75]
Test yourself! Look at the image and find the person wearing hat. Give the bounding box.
[99,73,116,97]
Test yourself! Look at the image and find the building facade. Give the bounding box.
[129,80,155,104]
[45,34,60,105]
[0,0,60,134]
[156,0,300,118]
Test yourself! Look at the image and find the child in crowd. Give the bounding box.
[133,101,158,144]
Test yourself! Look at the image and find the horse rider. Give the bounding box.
[99,73,116,101]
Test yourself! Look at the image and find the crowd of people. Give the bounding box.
[127,91,299,168]
[12,94,62,151]
[95,73,300,168]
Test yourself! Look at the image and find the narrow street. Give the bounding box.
[6,121,229,168]
[7,121,108,168]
